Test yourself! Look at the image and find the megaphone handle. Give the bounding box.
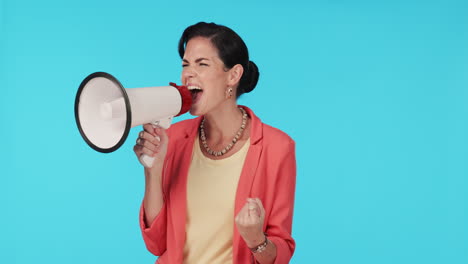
[138,117,174,168]
[139,154,156,168]
[155,116,173,129]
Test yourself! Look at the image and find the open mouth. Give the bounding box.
[188,86,203,102]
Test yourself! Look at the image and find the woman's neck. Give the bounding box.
[202,104,245,145]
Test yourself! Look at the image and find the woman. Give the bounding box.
[134,22,296,264]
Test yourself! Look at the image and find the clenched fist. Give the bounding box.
[235,198,266,248]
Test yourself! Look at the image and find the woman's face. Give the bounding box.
[181,36,231,116]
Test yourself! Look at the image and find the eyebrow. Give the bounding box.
[182,58,210,63]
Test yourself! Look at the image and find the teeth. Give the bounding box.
[187,86,202,91]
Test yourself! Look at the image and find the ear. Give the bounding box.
[227,64,244,87]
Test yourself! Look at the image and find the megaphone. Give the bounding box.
[75,72,192,167]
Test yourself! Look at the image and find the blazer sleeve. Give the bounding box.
[139,202,168,256]
[138,125,178,256]
[265,140,297,264]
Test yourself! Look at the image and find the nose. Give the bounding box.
[181,66,196,84]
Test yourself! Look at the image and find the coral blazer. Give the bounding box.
[140,106,296,264]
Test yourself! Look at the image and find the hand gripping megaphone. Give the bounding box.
[74,72,192,167]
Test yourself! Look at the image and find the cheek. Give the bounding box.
[200,68,229,92]
[210,76,228,96]
[209,71,229,86]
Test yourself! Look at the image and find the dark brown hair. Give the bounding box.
[178,22,259,98]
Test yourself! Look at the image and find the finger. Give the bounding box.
[137,131,161,147]
[136,135,158,152]
[137,131,150,144]
[247,198,260,217]
[143,124,157,135]
[248,200,257,211]
[254,198,266,219]
[136,131,161,156]
[243,205,252,223]
[235,202,250,223]
[154,126,168,144]
[133,145,141,155]
[134,142,156,157]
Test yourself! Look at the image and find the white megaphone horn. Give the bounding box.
[74,72,192,167]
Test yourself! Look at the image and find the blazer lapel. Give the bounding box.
[168,120,199,262]
[233,106,264,263]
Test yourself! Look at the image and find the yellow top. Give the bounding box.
[183,136,250,264]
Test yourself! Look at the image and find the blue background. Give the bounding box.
[1,0,467,263]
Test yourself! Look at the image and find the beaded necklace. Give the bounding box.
[200,107,247,157]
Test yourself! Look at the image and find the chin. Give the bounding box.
[189,107,203,117]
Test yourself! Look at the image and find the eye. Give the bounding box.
[199,63,209,67]
[182,64,188,68]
